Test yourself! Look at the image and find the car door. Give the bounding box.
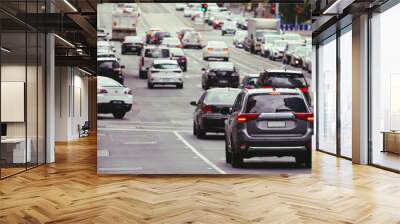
[195,93,206,125]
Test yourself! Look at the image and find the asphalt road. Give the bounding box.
[97,3,312,174]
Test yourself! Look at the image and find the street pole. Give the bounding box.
[275,3,279,18]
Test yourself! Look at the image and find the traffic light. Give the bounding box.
[270,3,276,14]
[201,3,208,13]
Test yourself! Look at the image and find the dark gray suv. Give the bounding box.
[223,88,313,168]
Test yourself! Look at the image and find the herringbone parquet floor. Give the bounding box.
[1,135,400,224]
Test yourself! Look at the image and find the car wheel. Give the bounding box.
[224,58,229,62]
[183,66,187,72]
[231,151,243,168]
[113,111,126,119]
[139,71,147,79]
[147,82,153,89]
[225,137,232,164]
[222,32,225,36]
[203,57,208,61]
[196,124,206,139]
[193,121,197,136]
[176,83,183,89]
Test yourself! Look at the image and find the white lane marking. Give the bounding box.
[98,127,192,133]
[173,131,226,174]
[123,141,158,145]
[98,150,109,157]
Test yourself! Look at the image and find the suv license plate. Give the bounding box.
[267,121,286,128]
[112,101,123,104]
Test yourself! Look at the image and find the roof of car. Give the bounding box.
[143,45,169,50]
[245,88,301,95]
[124,36,142,42]
[97,57,119,61]
[264,69,303,74]
[245,73,260,78]
[153,59,178,64]
[206,87,241,93]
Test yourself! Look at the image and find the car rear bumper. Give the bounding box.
[199,115,227,132]
[98,102,132,114]
[234,128,313,154]
[206,76,239,87]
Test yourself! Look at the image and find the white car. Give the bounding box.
[161,37,182,48]
[182,31,203,49]
[98,41,115,53]
[139,46,171,79]
[203,41,229,61]
[175,3,186,11]
[147,60,183,89]
[97,27,108,41]
[97,76,133,119]
[269,39,288,61]
[260,34,282,58]
[183,7,193,17]
[221,21,236,36]
[233,30,247,48]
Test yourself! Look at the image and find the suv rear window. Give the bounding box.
[144,49,170,58]
[98,61,119,69]
[245,94,308,113]
[260,72,307,88]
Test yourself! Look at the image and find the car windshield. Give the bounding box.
[153,63,179,69]
[170,49,184,57]
[98,61,119,69]
[245,94,308,113]
[224,22,235,28]
[245,77,258,85]
[261,72,307,88]
[163,38,180,45]
[256,31,277,40]
[264,35,281,43]
[209,62,234,71]
[204,90,241,105]
[98,77,122,87]
[283,34,302,41]
[274,41,287,48]
[288,43,303,51]
[144,49,170,58]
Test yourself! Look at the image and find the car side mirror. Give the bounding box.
[190,101,198,106]
[201,68,205,71]
[221,107,232,115]
[120,65,125,69]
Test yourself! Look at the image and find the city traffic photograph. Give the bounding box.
[97,2,312,174]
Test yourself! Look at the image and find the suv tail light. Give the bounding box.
[179,56,186,61]
[294,113,314,123]
[140,57,144,67]
[201,105,212,113]
[299,87,309,93]
[261,85,273,88]
[236,113,260,124]
[97,89,108,94]
[223,48,229,52]
[207,48,214,52]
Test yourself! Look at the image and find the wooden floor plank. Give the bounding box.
[0,135,400,223]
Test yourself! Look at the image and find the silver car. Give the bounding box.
[147,59,183,89]
[202,41,229,61]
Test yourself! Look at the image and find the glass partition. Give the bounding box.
[370,3,400,171]
[317,36,337,154]
[339,28,352,158]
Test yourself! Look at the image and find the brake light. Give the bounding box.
[223,48,229,52]
[97,89,108,94]
[236,113,260,124]
[208,48,214,52]
[262,85,273,88]
[201,105,212,113]
[177,44,183,48]
[294,113,314,123]
[179,56,186,61]
[140,57,144,67]
[299,87,309,93]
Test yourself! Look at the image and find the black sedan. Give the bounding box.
[121,36,143,55]
[190,88,241,138]
[201,62,240,90]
